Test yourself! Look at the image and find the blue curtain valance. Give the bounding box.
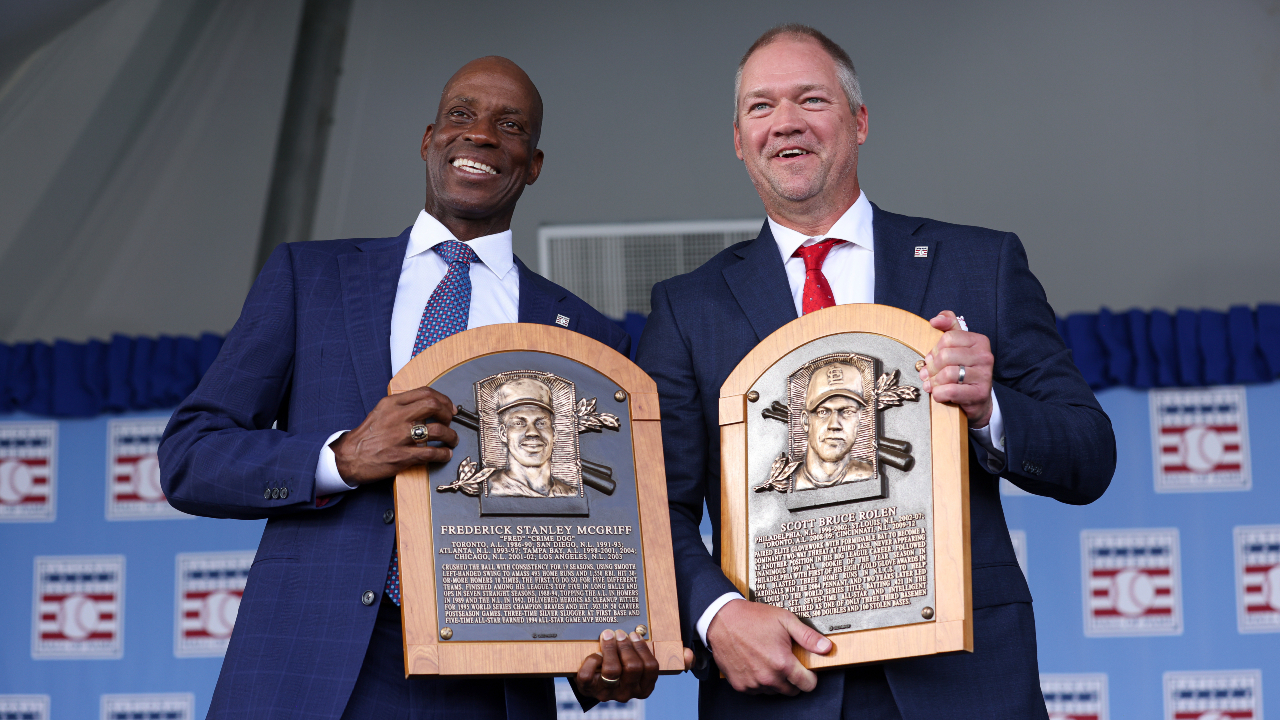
[0,334,224,417]
[1,305,1276,418]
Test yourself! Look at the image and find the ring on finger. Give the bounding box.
[409,423,430,446]
[957,365,966,384]
[600,674,621,685]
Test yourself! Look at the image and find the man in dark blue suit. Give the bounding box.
[160,56,664,719]
[636,25,1116,719]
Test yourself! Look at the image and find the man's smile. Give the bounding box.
[451,157,499,175]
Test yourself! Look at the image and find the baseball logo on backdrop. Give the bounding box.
[107,418,186,520]
[0,421,57,522]
[1163,669,1262,720]
[174,551,253,657]
[1234,524,1280,634]
[1150,386,1250,493]
[32,555,125,659]
[1081,529,1182,637]
[0,695,50,720]
[1040,673,1108,720]
[100,693,194,720]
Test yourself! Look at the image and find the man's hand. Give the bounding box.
[330,387,459,484]
[919,310,994,429]
[705,599,831,695]
[573,629,691,703]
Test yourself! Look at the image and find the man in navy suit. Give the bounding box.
[160,56,666,720]
[636,25,1116,719]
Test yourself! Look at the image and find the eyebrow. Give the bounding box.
[743,83,832,100]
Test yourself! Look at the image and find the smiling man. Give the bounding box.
[159,57,674,720]
[636,25,1115,719]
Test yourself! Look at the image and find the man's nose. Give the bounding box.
[462,119,500,147]
[771,99,808,137]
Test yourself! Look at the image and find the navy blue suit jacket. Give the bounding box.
[636,205,1115,705]
[159,227,629,720]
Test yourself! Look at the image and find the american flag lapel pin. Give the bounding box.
[914,246,928,258]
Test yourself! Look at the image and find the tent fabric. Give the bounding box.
[2,304,1277,418]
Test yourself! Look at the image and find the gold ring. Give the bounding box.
[599,674,621,685]
[410,424,429,445]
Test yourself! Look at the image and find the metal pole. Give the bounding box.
[254,0,353,274]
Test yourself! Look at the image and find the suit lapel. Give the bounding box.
[872,203,933,316]
[722,223,798,342]
[515,256,569,329]
[338,230,409,413]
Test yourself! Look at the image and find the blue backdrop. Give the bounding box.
[2,308,1278,719]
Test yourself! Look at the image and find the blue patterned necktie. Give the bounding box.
[385,239,479,606]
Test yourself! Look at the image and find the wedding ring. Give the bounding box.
[957,366,966,384]
[599,674,621,685]
[409,424,430,445]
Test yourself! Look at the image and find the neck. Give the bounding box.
[506,460,552,495]
[766,181,860,237]
[424,198,515,242]
[804,452,851,485]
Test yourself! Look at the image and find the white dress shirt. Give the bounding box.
[314,210,521,494]
[695,192,1007,647]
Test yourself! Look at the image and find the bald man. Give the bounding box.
[160,57,669,720]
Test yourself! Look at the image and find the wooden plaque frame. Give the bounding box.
[389,323,684,676]
[719,304,972,669]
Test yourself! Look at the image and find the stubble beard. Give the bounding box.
[750,138,860,218]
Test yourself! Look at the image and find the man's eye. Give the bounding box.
[751,103,768,111]
[804,97,823,104]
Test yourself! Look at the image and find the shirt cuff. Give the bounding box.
[968,391,1006,473]
[697,592,745,649]
[315,430,357,495]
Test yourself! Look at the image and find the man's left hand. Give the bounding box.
[573,629,693,703]
[919,310,994,429]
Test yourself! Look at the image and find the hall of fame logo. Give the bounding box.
[1235,525,1280,634]
[1163,669,1262,720]
[1150,387,1250,493]
[1081,529,1182,636]
[32,555,125,659]
[101,693,194,720]
[1041,673,1108,720]
[175,551,252,657]
[0,695,50,720]
[0,421,57,522]
[107,418,185,520]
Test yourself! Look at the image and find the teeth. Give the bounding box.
[778,149,808,158]
[451,158,497,174]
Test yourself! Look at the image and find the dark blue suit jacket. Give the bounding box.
[159,227,629,720]
[635,205,1115,714]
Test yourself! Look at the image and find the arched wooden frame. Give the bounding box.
[390,323,684,676]
[720,304,972,668]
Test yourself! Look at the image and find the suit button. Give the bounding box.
[271,488,280,499]
[280,487,289,499]
[383,509,395,524]
[362,591,376,606]
[264,488,272,499]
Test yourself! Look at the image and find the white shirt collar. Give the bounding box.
[768,191,873,263]
[407,209,515,278]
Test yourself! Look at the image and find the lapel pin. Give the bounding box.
[555,314,570,327]
[914,246,928,258]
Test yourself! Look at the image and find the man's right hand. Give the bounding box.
[705,598,832,695]
[331,387,459,485]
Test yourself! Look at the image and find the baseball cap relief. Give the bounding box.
[493,377,555,415]
[805,361,867,411]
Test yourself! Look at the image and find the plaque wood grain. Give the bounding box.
[720,304,973,669]
[389,323,683,676]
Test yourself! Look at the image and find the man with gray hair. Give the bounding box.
[638,23,1114,719]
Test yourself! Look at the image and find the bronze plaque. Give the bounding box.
[720,304,972,668]
[390,324,684,676]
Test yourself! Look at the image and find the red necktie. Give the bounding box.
[793,238,847,315]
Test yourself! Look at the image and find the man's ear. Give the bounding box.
[525,148,544,186]
[420,124,434,161]
[733,122,744,161]
[497,423,508,444]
